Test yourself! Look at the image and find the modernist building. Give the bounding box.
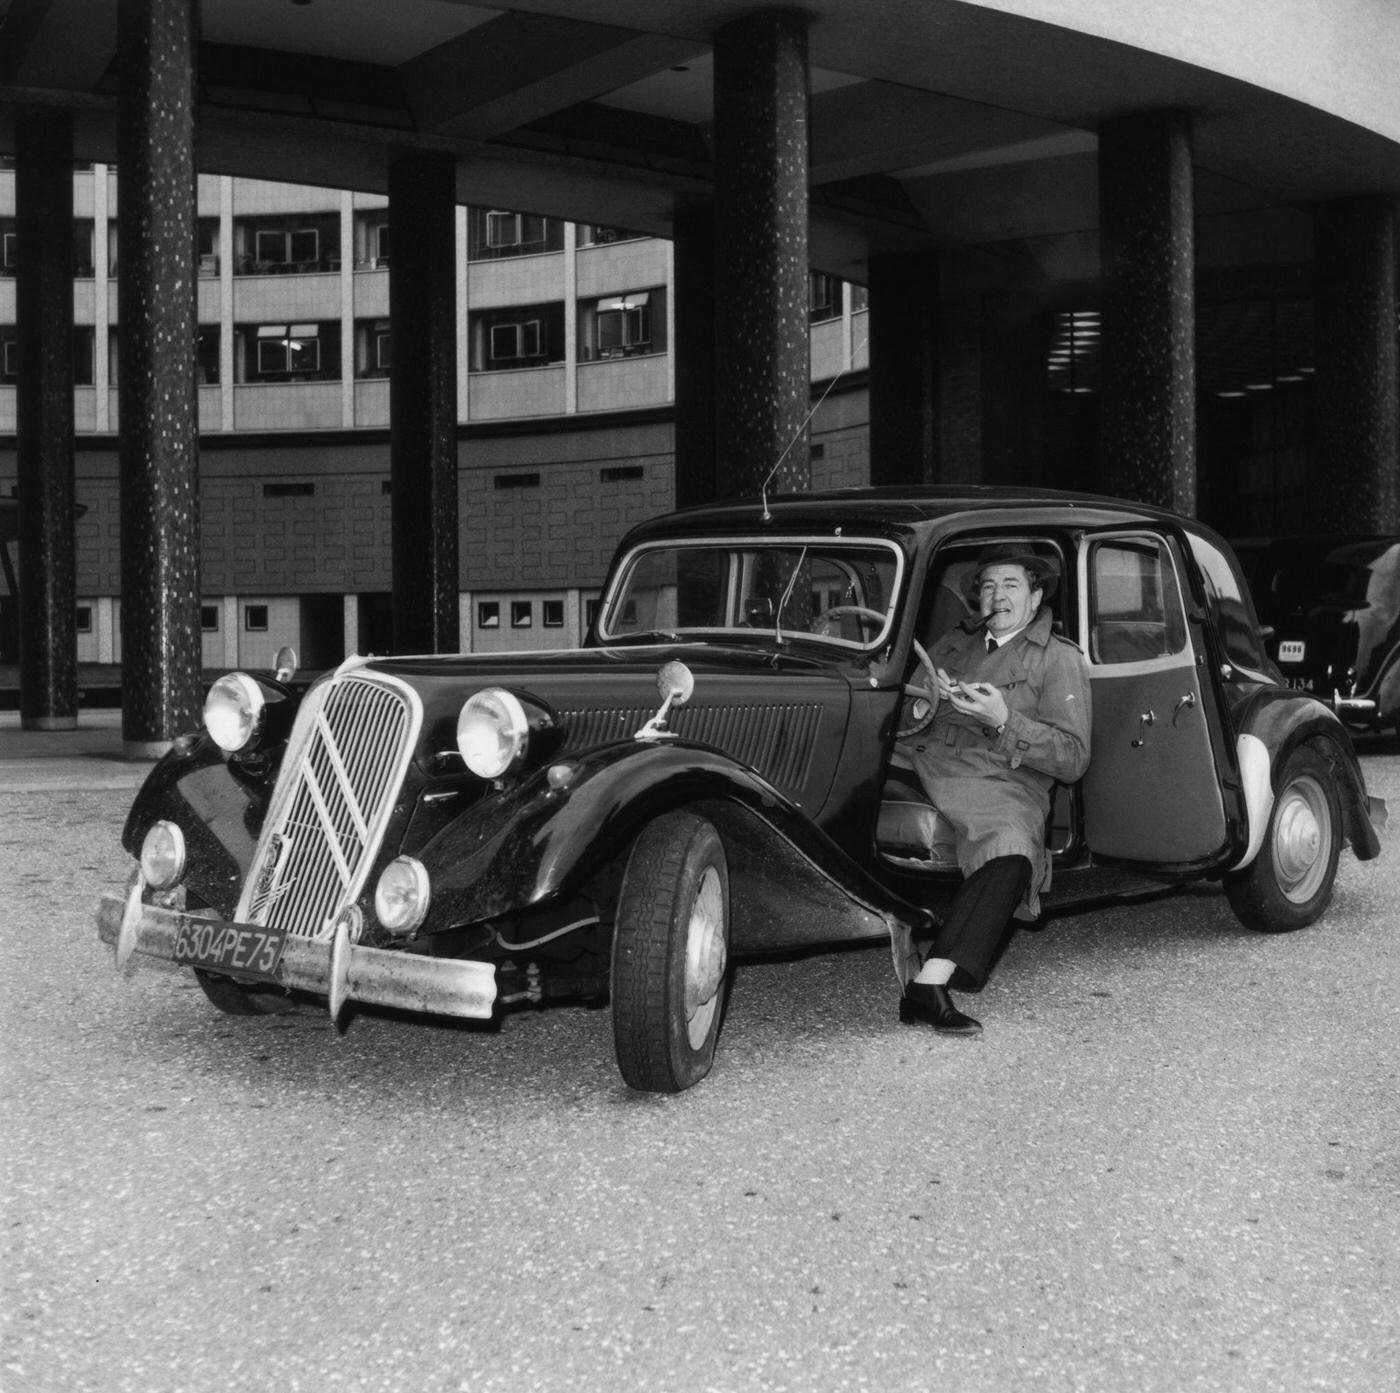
[2,1,1397,749]
[0,165,871,670]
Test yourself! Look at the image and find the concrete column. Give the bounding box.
[14,108,78,731]
[1312,198,1400,532]
[671,202,718,508]
[1099,110,1197,514]
[116,0,202,758]
[712,8,811,500]
[868,251,939,486]
[388,150,459,654]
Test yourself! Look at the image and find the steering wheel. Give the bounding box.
[895,639,940,739]
[811,604,886,637]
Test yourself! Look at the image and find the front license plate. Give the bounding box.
[1278,640,1306,663]
[172,916,287,982]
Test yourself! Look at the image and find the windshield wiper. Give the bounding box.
[773,547,807,647]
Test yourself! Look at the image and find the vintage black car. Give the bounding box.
[98,487,1387,1092]
[1233,534,1400,735]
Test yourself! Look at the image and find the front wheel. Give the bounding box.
[611,810,731,1092]
[1225,745,1341,933]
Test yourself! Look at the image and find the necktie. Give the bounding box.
[986,634,996,653]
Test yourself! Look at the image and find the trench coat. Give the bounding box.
[897,606,1093,919]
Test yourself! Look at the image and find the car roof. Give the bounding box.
[619,484,1204,546]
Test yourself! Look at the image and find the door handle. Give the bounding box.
[1172,692,1196,726]
[1131,710,1156,747]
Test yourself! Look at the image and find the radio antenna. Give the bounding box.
[761,330,868,522]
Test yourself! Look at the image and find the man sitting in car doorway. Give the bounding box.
[896,545,1092,1036]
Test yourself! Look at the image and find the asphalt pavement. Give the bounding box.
[2,715,1398,1393]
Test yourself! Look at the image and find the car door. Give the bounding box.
[1077,530,1234,871]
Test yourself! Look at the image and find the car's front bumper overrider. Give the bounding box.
[95,890,497,1022]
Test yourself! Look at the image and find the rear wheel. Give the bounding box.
[1225,745,1341,933]
[611,810,730,1092]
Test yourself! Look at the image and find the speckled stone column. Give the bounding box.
[388,151,459,653]
[869,251,939,486]
[712,8,811,499]
[1312,198,1400,532]
[1099,111,1197,514]
[117,0,202,758]
[672,203,719,507]
[15,109,78,732]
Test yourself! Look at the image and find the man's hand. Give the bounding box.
[941,672,1009,727]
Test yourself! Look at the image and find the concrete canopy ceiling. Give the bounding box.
[2,0,1398,283]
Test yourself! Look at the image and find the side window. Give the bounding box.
[1089,537,1187,664]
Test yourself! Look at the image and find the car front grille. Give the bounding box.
[236,672,421,940]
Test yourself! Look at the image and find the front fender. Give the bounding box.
[1232,688,1384,864]
[119,735,268,917]
[416,739,934,945]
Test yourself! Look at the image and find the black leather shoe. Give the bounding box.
[899,981,983,1035]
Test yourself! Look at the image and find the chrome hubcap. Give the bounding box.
[683,864,726,1049]
[1272,775,1330,902]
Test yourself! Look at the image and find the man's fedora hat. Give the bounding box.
[971,544,1060,601]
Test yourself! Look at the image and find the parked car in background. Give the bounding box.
[98,488,1386,1092]
[1233,534,1400,735]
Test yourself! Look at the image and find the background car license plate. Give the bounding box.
[172,916,287,981]
[1278,640,1305,662]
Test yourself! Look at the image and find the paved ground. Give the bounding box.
[2,714,1397,1392]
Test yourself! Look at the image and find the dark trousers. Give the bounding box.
[932,855,1033,989]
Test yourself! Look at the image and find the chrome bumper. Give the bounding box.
[95,891,497,1022]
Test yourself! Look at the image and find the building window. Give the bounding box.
[263,483,315,498]
[469,304,564,371]
[511,601,533,629]
[850,284,870,313]
[477,601,500,629]
[494,473,541,490]
[244,605,269,632]
[1,224,16,273]
[236,214,339,274]
[197,327,220,385]
[579,224,642,246]
[809,272,842,323]
[201,605,219,632]
[75,605,93,634]
[468,207,563,260]
[73,328,96,386]
[491,319,542,361]
[542,600,564,628]
[73,221,95,277]
[1,332,17,381]
[356,320,391,378]
[250,323,326,379]
[580,291,661,361]
[255,227,319,266]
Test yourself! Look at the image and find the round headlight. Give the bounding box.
[139,821,186,890]
[204,672,265,753]
[457,688,529,779]
[374,856,430,936]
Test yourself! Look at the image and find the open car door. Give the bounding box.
[1077,530,1236,873]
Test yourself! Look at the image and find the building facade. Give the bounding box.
[0,166,872,670]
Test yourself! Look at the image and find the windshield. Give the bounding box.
[598,538,903,650]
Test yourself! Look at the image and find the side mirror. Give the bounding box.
[274,645,299,684]
[635,661,695,740]
[656,659,694,709]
